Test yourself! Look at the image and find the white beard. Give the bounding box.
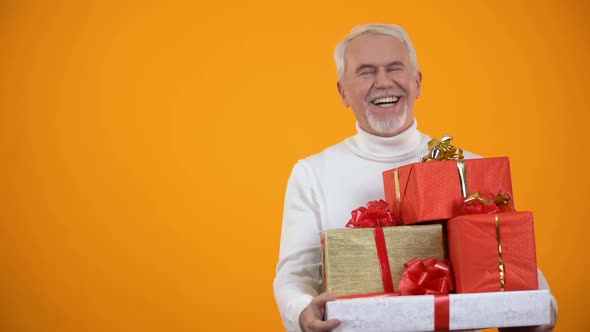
[365,104,408,136]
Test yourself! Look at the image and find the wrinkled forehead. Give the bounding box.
[345,33,411,70]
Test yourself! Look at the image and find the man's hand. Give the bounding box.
[299,292,341,332]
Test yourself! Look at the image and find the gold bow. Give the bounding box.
[420,135,464,162]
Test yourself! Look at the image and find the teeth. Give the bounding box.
[373,96,399,104]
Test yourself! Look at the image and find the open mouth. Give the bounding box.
[370,96,400,108]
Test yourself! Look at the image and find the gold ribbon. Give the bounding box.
[420,135,464,162]
[394,168,401,214]
[456,160,469,197]
[494,214,506,291]
[464,192,491,205]
[421,135,469,197]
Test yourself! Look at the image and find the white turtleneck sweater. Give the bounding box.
[273,120,554,332]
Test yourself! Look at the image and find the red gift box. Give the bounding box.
[447,211,538,293]
[382,157,514,224]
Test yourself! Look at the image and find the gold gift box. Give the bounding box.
[322,224,445,297]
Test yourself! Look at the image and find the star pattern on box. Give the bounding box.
[351,315,363,328]
[505,308,519,321]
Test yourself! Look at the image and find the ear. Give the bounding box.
[337,81,350,107]
[415,71,423,99]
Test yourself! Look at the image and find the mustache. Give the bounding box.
[366,89,407,102]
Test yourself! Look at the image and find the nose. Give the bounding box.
[374,68,393,89]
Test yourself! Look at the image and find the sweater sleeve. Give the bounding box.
[274,161,324,332]
[538,269,559,322]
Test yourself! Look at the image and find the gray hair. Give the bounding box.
[334,24,420,82]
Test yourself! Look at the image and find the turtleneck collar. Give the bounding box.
[344,119,430,162]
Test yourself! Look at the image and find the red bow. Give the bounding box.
[345,200,399,228]
[462,191,514,215]
[397,257,453,295]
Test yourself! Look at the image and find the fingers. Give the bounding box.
[308,318,341,332]
[550,302,557,326]
[313,292,337,304]
[300,293,341,332]
[310,292,337,317]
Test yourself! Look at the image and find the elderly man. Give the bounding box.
[274,23,557,332]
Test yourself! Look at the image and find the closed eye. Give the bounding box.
[355,64,377,76]
[387,67,403,72]
[359,69,376,76]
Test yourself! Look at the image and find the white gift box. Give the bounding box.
[326,290,551,332]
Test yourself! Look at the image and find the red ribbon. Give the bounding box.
[398,257,452,330]
[397,257,453,296]
[345,199,399,228]
[434,294,450,330]
[373,227,395,293]
[345,200,398,293]
[462,190,514,215]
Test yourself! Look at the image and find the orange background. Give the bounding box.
[1,0,588,331]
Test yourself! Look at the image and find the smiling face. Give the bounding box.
[338,32,422,137]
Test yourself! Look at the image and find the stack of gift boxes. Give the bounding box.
[322,137,551,331]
